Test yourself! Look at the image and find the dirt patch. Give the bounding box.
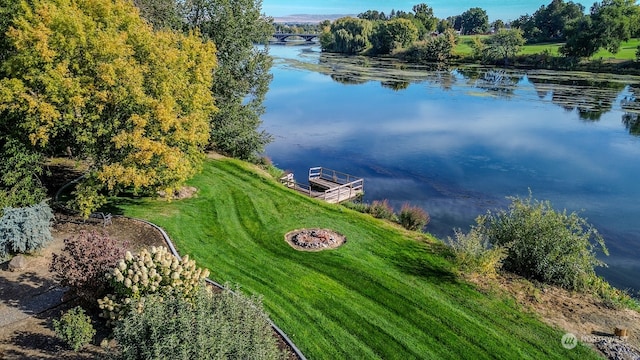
[468,273,640,357]
[157,186,198,200]
[285,229,346,251]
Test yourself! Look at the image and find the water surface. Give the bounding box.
[262,44,640,294]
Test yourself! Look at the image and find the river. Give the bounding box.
[261,44,640,295]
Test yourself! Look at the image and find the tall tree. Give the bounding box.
[182,0,274,160]
[590,0,640,54]
[483,29,526,65]
[562,0,640,57]
[320,17,372,54]
[460,7,490,35]
[0,0,217,215]
[370,18,419,54]
[133,0,183,30]
[412,3,438,33]
[437,19,452,33]
[358,10,386,21]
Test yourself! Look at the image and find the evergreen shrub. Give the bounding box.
[0,201,54,257]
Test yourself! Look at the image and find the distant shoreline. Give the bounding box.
[272,14,352,23]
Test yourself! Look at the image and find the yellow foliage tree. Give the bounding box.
[0,0,217,216]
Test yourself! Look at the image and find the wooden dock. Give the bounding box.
[280,167,364,204]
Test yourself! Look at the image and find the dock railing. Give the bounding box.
[309,167,360,185]
[283,167,364,204]
[320,178,364,203]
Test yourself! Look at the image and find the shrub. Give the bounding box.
[107,288,287,360]
[402,32,456,63]
[398,203,430,231]
[0,201,54,258]
[587,276,639,310]
[98,246,209,323]
[53,306,96,351]
[369,199,396,221]
[341,201,370,214]
[447,228,507,277]
[475,193,608,291]
[50,231,128,305]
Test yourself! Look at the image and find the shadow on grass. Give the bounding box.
[391,242,458,284]
[98,196,144,216]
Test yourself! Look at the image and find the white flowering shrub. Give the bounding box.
[98,246,210,323]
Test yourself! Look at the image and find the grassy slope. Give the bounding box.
[455,35,638,60]
[118,158,600,360]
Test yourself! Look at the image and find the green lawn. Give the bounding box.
[116,158,600,359]
[591,38,640,60]
[455,35,639,60]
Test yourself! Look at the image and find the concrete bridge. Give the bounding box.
[272,33,319,42]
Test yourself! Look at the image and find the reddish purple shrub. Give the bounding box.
[369,199,396,220]
[398,203,430,231]
[50,231,128,305]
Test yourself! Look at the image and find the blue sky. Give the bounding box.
[262,0,594,21]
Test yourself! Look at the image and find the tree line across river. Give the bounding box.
[275,1,640,65]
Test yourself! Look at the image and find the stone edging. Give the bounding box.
[54,178,306,360]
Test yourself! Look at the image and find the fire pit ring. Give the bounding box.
[284,228,346,251]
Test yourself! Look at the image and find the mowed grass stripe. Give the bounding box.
[119,158,600,360]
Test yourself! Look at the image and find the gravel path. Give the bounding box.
[0,286,66,328]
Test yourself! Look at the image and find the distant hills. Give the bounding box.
[272,14,353,23]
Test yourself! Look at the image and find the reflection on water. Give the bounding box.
[262,44,640,294]
[622,85,640,136]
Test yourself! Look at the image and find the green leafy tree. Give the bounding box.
[562,0,640,57]
[460,7,490,35]
[532,0,585,42]
[370,22,395,55]
[357,10,386,21]
[0,0,217,216]
[182,0,274,160]
[412,3,438,33]
[590,0,640,54]
[437,19,452,33]
[370,18,419,54]
[483,29,526,65]
[561,16,600,57]
[133,0,183,30]
[403,29,457,63]
[321,17,372,54]
[492,19,505,31]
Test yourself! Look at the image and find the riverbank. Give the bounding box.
[115,157,610,359]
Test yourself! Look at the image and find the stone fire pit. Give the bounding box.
[285,228,346,251]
